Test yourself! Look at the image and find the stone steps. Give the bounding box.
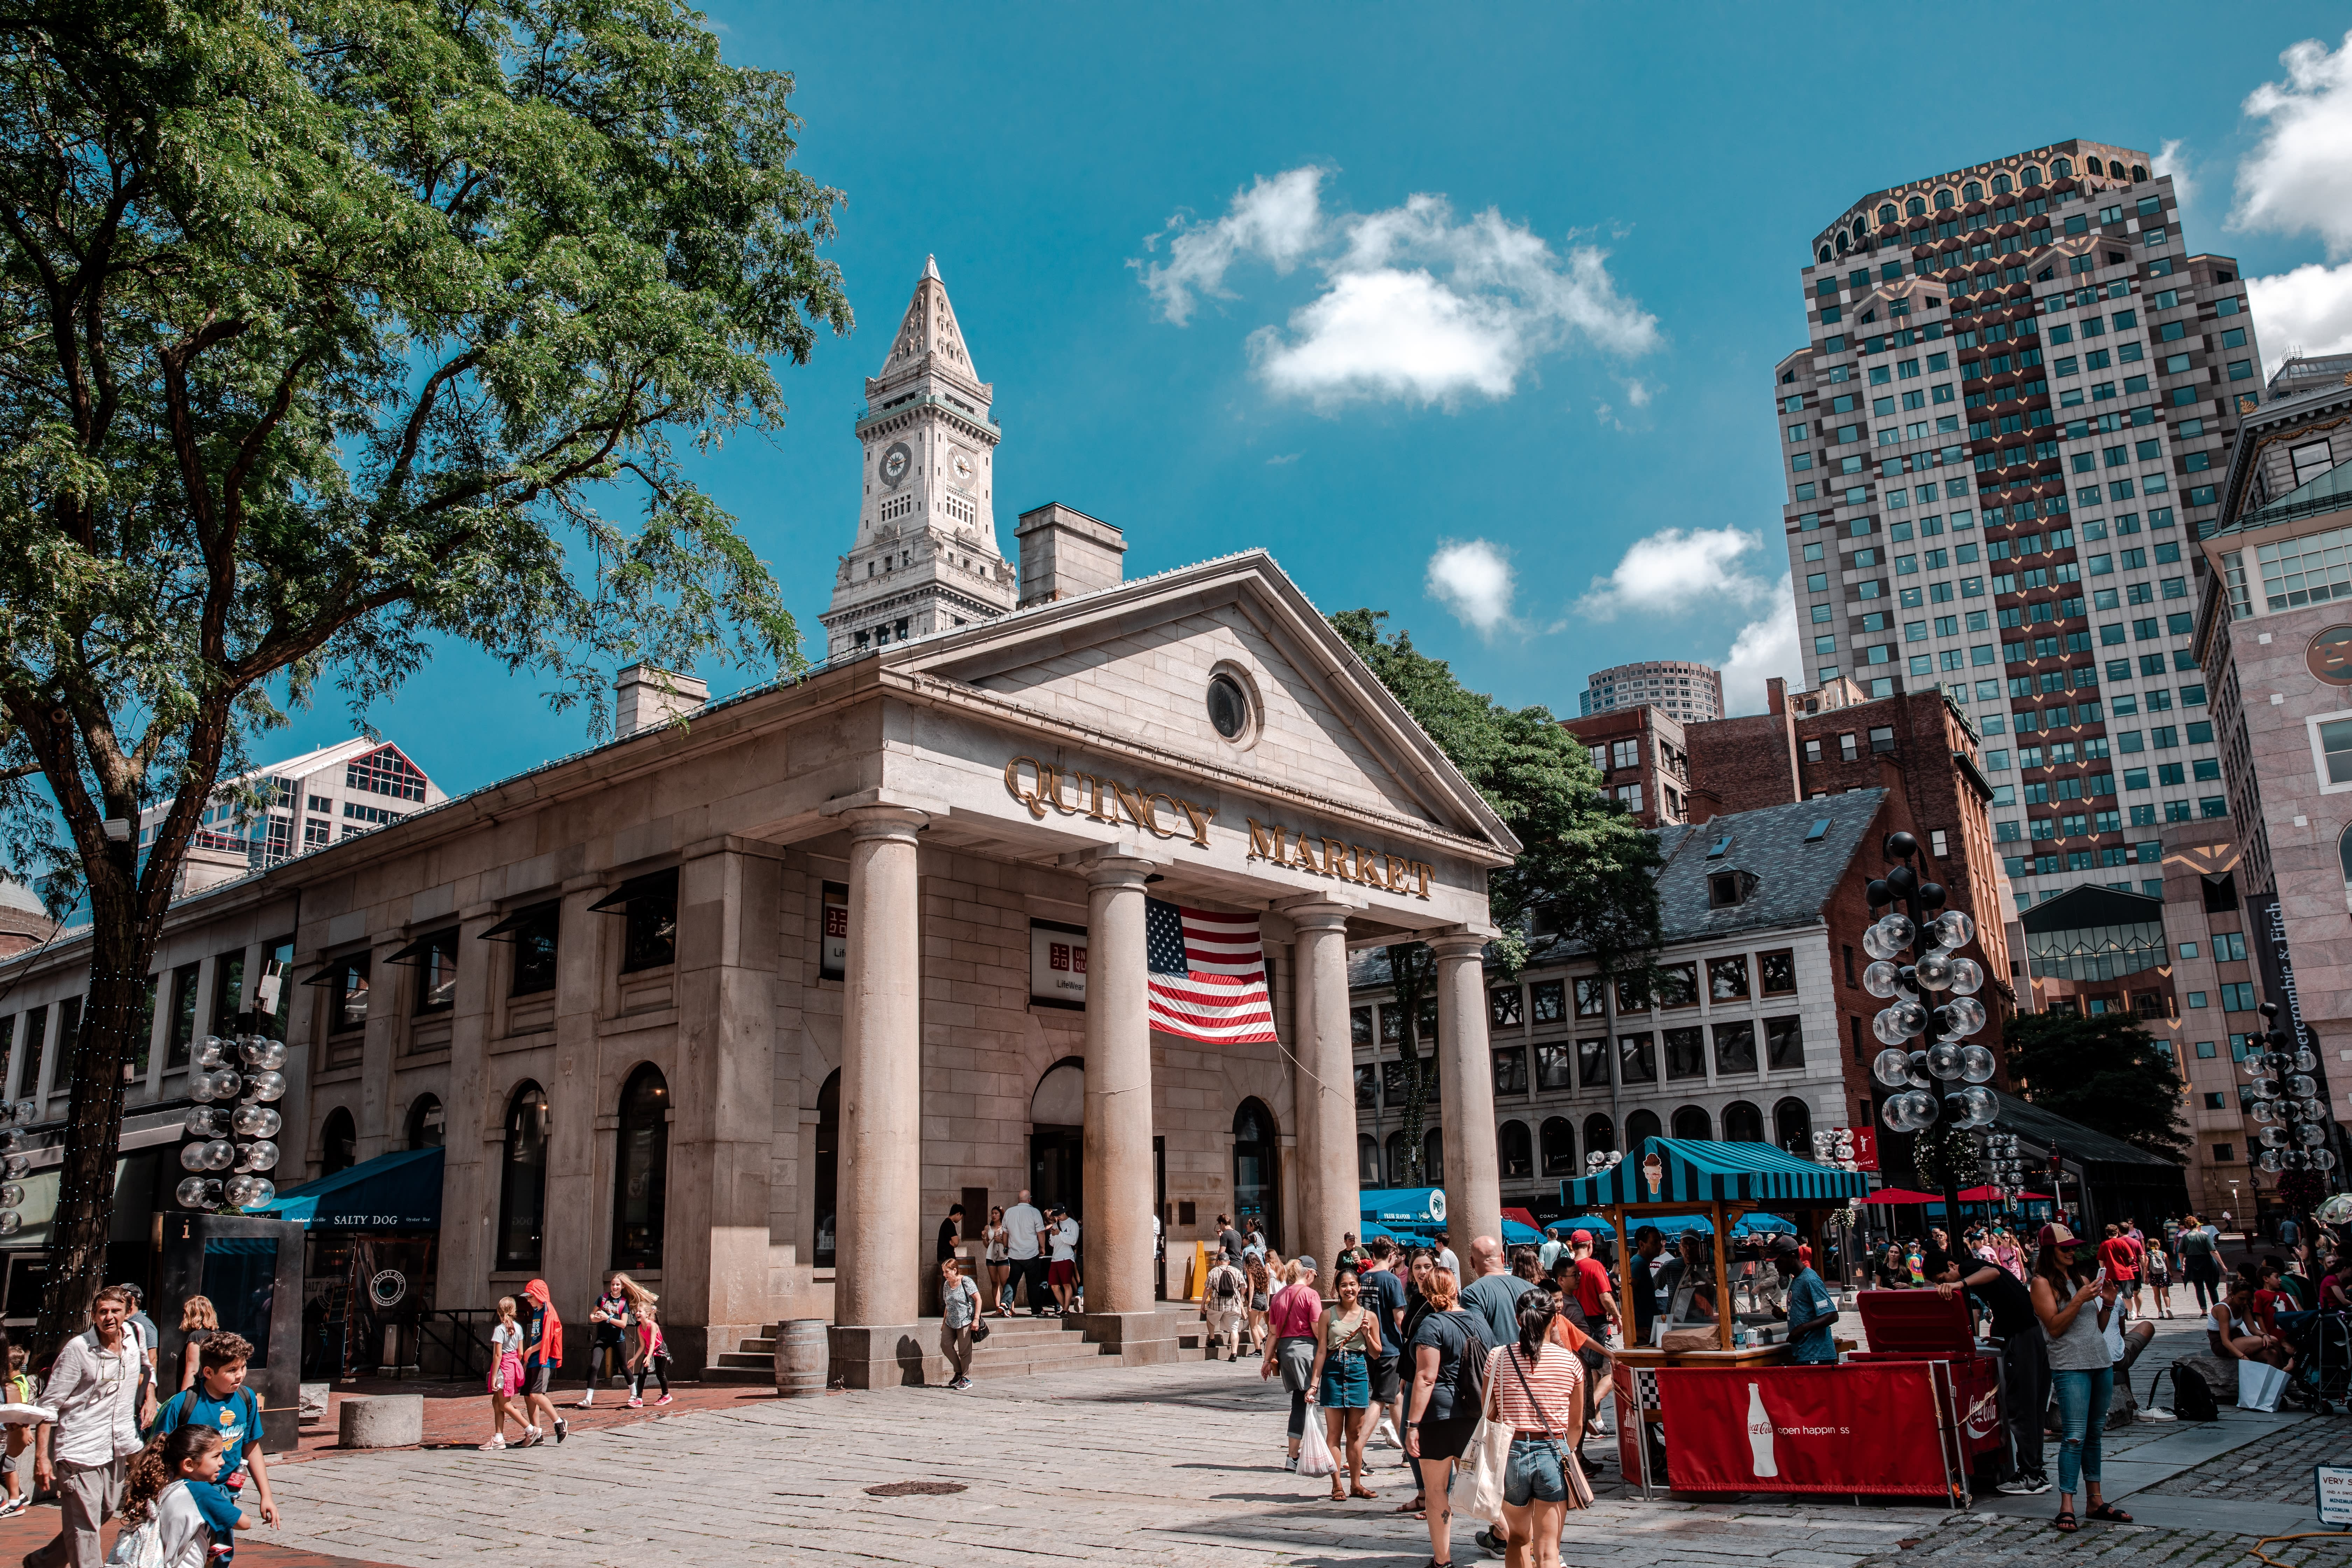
[705,1305,1214,1385]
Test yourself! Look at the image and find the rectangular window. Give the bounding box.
[1492,1048,1528,1096]
[2321,718,2352,785]
[1577,1037,1610,1088]
[1664,1026,1706,1081]
[1712,1020,1759,1076]
[591,868,679,973]
[485,898,563,997]
[1536,1042,1574,1091]
[394,926,462,1014]
[1530,979,1566,1024]
[1617,1032,1656,1084]
[1573,975,1608,1018]
[1708,954,1750,1001]
[1764,1015,1805,1070]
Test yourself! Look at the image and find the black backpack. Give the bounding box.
[2166,1364,2220,1422]
[1213,1267,1239,1302]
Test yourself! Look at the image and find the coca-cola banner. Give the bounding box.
[1656,1364,1961,1499]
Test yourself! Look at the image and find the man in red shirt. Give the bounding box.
[2097,1225,2140,1320]
[1570,1230,1620,1346]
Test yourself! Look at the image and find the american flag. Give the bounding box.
[1146,898,1278,1045]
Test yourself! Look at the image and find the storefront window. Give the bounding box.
[611,1065,670,1271]
[497,1083,548,1271]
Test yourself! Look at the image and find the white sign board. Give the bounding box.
[2317,1465,2352,1526]
[1030,921,1087,1009]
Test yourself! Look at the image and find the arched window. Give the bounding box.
[1877,203,1897,225]
[1963,181,1983,202]
[611,1064,670,1271]
[1991,173,2012,195]
[497,1082,548,1271]
[1935,189,1954,210]
[320,1107,357,1176]
[1905,196,1926,217]
[2130,164,2147,182]
[1626,1108,1662,1149]
[1423,1128,1444,1186]
[1500,1121,1532,1180]
[1358,1134,1380,1184]
[2338,824,2352,885]
[1722,1100,1765,1142]
[1774,1097,1813,1154]
[813,1070,839,1268]
[1583,1114,1615,1159]
[1818,244,1833,264]
[2086,156,2105,175]
[1672,1105,1713,1141]
[1541,1117,1576,1176]
[2022,165,2042,187]
[404,1094,443,1151]
[2053,157,2073,178]
[1233,1099,1280,1250]
[1836,232,1849,254]
[1384,1130,1409,1186]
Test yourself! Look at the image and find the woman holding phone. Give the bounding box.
[2031,1223,2126,1532]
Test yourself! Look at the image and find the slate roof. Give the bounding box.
[1348,788,1889,988]
[1991,1088,2178,1170]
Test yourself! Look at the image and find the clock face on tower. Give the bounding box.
[951,450,975,484]
[880,442,912,489]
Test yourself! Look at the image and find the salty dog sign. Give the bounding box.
[1000,756,1436,899]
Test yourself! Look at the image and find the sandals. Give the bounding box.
[2052,1510,2078,1533]
[2087,1502,2133,1523]
[1350,1485,1379,1500]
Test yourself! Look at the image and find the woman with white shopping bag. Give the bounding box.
[1402,1269,1493,1568]
[1305,1267,1386,1502]
[1259,1258,1323,1471]
[1465,1288,1590,1568]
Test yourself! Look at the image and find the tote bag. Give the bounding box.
[1451,1348,1513,1524]
[2237,1358,2287,1413]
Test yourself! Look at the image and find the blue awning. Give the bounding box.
[1359,1187,1446,1228]
[254,1146,443,1230]
[1560,1138,1872,1210]
[1501,1218,1544,1245]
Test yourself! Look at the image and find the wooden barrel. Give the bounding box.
[774,1319,828,1397]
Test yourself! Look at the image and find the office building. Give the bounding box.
[138,737,446,895]
[1578,660,1724,721]
[1562,706,1694,827]
[1774,140,2265,915]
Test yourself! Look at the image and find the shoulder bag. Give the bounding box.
[1507,1343,1594,1508]
[1451,1346,1512,1524]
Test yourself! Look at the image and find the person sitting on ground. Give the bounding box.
[2208,1278,2289,1368]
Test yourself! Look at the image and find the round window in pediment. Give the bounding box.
[1207,674,1249,740]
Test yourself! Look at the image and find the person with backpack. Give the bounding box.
[1403,1267,1494,1567]
[105,1423,247,1568]
[149,1332,277,1530]
[1204,1254,1248,1361]
[30,1288,148,1568]
[2178,1215,2223,1311]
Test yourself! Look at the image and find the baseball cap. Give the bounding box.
[2038,1222,2080,1248]
[1294,1255,1317,1272]
[1570,1229,1593,1245]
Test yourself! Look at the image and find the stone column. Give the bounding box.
[1077,855,1167,1356]
[435,904,499,1313]
[355,931,404,1160]
[1288,903,1357,1275]
[1431,933,1501,1246]
[831,807,926,1380]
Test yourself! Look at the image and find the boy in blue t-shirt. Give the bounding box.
[154,1330,280,1530]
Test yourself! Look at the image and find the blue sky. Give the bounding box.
[268,4,2352,799]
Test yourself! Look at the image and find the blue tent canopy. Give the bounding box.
[1560,1137,1871,1209]
[1547,1216,1617,1237]
[1359,1187,1446,1231]
[1638,1211,1798,1238]
[1501,1218,1544,1245]
[253,1146,443,1230]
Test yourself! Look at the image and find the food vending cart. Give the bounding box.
[1846,1288,2005,1482]
[1562,1138,1969,1506]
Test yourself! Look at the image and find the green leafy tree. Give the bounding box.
[1333,610,1665,1186]
[0,0,849,1346]
[2004,1010,2190,1162]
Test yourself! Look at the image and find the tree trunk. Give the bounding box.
[33,895,154,1354]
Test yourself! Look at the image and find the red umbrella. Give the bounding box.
[1501,1207,1540,1231]
[1862,1188,1942,1204]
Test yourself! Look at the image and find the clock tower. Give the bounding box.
[820,257,1017,658]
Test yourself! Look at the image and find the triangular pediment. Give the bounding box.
[882,552,1520,863]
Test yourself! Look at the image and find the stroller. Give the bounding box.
[2282,1310,2352,1415]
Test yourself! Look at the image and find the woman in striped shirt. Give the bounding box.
[1483,1288,1588,1568]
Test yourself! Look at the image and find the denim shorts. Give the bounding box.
[1319,1350,1370,1408]
[1505,1435,1570,1505]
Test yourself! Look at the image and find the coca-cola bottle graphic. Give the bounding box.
[1746,1382,1779,1478]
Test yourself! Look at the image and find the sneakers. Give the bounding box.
[520,1426,542,1447]
[2138,1407,2178,1422]
[1475,1526,1507,1556]
[627,1397,644,1408]
[950,1377,973,1391]
[478,1436,507,1451]
[1284,1454,1298,1471]
[552,1417,568,1443]
[1997,1474,2053,1496]
[655,1393,672,1406]
[0,1495,29,1516]
[579,1391,594,1407]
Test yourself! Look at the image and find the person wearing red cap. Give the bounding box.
[518,1280,567,1446]
[1569,1233,1618,1345]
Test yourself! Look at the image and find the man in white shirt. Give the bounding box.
[29,1288,144,1568]
[1046,1206,1082,1315]
[1001,1190,1046,1316]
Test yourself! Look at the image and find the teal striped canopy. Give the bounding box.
[1559,1137,1872,1209]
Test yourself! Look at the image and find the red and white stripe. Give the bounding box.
[1150,907,1277,1044]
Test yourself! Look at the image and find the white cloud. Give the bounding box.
[2248,261,2352,373]
[2153,139,2197,212]
[1576,527,1773,622]
[1137,169,1659,407]
[1264,451,1302,466]
[2232,31,2352,256]
[1623,378,1654,409]
[1135,167,1329,326]
[1720,579,1802,718]
[1425,538,1517,636]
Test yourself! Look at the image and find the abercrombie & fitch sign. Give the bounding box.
[1000,755,1433,898]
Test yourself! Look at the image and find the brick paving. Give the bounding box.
[277,1375,762,1462]
[1853,1513,2352,1566]
[2144,1415,2352,1505]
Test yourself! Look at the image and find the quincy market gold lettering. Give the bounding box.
[1003,756,1214,847]
[1245,818,1433,900]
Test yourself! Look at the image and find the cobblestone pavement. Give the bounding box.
[1852,1513,2352,1566]
[2144,1413,2352,1504]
